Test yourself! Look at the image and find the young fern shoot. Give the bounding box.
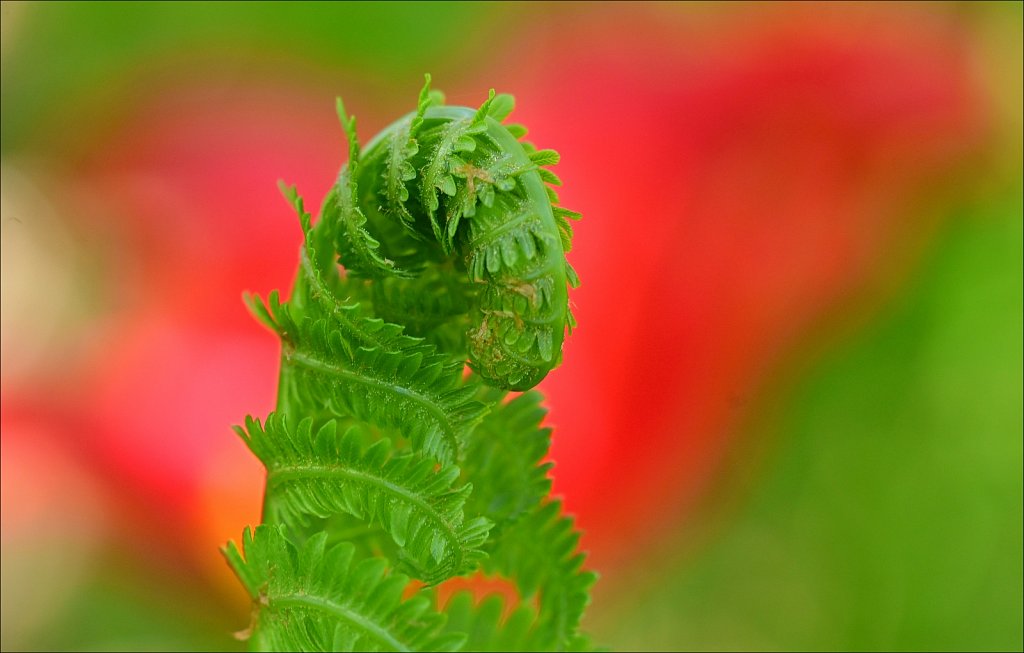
[224,76,595,652]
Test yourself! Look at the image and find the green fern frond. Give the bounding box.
[483,501,598,651]
[379,75,435,237]
[461,388,597,650]
[247,292,486,464]
[445,147,535,255]
[238,414,491,584]
[282,183,433,354]
[473,89,498,125]
[552,207,581,256]
[462,389,553,536]
[287,320,486,465]
[228,77,595,651]
[364,268,475,353]
[462,195,562,282]
[332,99,411,279]
[224,525,465,652]
[441,593,601,653]
[381,131,421,236]
[419,117,487,248]
[537,168,563,186]
[529,149,560,167]
[506,123,528,139]
[442,593,543,652]
[485,93,516,122]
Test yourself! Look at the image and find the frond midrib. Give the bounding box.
[286,349,460,460]
[267,463,465,569]
[299,249,391,350]
[271,593,409,652]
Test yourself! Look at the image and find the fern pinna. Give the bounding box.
[223,76,596,652]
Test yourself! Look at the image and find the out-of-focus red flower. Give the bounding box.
[500,5,983,573]
[18,4,982,597]
[54,81,353,585]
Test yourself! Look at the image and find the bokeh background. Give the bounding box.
[1,1,1021,650]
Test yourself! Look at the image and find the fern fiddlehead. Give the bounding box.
[224,76,594,652]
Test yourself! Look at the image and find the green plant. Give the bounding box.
[223,76,595,651]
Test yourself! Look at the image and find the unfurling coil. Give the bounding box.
[224,77,595,653]
[328,79,579,390]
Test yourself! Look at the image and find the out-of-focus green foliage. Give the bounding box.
[596,193,1024,651]
[0,1,508,153]
[15,555,245,652]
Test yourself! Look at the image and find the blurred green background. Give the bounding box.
[1,2,1021,651]
[596,195,1023,650]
